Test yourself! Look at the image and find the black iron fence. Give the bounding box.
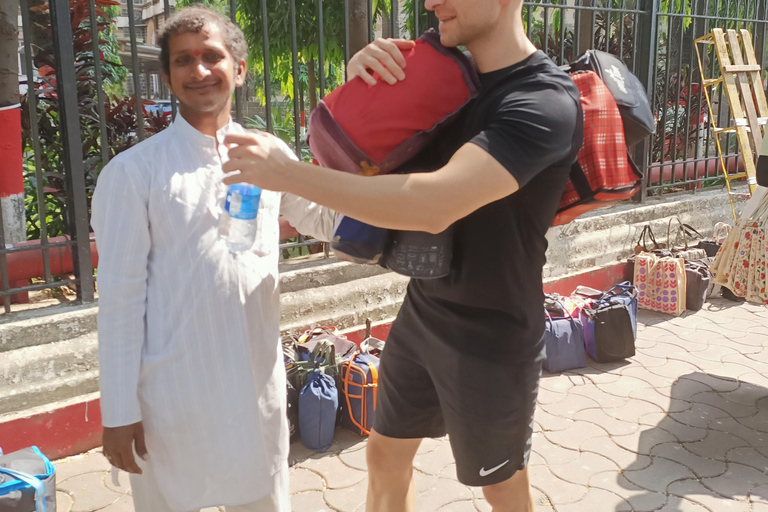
[3,0,768,313]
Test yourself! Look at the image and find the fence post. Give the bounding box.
[48,0,94,302]
[633,0,661,203]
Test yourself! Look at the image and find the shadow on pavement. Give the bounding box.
[618,372,768,511]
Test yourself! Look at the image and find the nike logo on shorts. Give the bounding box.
[479,460,510,477]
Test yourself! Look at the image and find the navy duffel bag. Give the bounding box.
[542,295,587,373]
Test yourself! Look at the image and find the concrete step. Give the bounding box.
[0,257,387,354]
[280,271,408,336]
[0,333,99,415]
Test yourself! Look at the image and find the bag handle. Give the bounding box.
[544,297,579,331]
[667,217,689,251]
[604,281,638,299]
[713,222,731,244]
[309,339,336,370]
[681,224,704,240]
[0,467,48,512]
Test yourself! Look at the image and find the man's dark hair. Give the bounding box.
[158,5,248,75]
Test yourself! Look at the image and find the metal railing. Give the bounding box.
[4,0,768,314]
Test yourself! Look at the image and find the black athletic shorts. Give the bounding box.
[373,297,545,487]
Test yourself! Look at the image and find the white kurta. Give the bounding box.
[91,115,334,511]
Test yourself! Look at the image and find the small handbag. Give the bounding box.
[542,295,587,373]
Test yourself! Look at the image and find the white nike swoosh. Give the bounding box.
[479,460,510,477]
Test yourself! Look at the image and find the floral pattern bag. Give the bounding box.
[634,252,687,315]
[711,192,768,304]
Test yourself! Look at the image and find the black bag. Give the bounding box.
[685,261,711,311]
[569,50,656,146]
[588,302,636,362]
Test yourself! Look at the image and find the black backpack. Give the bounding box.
[568,50,656,147]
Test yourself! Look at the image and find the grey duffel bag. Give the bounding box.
[0,447,56,512]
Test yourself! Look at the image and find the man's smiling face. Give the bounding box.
[163,23,245,117]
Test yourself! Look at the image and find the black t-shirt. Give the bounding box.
[401,50,584,360]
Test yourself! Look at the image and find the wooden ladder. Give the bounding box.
[695,28,767,222]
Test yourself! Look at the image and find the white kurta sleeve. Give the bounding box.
[279,193,335,242]
[272,137,335,242]
[91,158,150,428]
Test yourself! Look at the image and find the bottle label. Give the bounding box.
[226,190,260,220]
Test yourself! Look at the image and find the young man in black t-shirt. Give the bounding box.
[222,0,583,510]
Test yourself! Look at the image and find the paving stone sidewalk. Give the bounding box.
[53,297,768,511]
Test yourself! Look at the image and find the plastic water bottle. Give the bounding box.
[221,183,261,252]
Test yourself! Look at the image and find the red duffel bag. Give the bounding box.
[307,29,480,176]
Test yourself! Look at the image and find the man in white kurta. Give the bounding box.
[91,7,333,511]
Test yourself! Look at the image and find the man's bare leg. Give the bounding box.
[365,429,422,512]
[482,467,536,512]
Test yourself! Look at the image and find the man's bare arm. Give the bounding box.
[222,134,519,233]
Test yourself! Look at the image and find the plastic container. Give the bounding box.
[221,183,261,252]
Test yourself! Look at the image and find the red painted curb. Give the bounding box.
[0,398,102,461]
[2,262,629,460]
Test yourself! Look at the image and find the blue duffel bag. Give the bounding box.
[298,340,340,452]
[542,295,587,373]
[0,446,56,512]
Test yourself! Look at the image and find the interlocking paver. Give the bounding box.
[547,451,619,486]
[656,496,712,511]
[650,443,727,478]
[337,444,367,471]
[290,490,330,512]
[708,417,768,457]
[296,455,366,489]
[433,500,476,512]
[581,436,652,469]
[554,487,632,512]
[527,464,588,505]
[540,420,607,451]
[289,468,325,494]
[629,387,692,413]
[538,392,601,420]
[573,407,639,436]
[668,478,751,511]
[57,471,124,512]
[530,432,581,466]
[57,491,75,512]
[412,438,456,476]
[679,372,740,393]
[567,383,630,409]
[623,456,696,493]
[669,401,731,428]
[533,406,576,431]
[50,301,768,511]
[612,424,678,455]
[323,478,367,512]
[589,471,668,511]
[684,429,752,462]
[415,477,473,512]
[595,375,656,398]
[702,463,768,499]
